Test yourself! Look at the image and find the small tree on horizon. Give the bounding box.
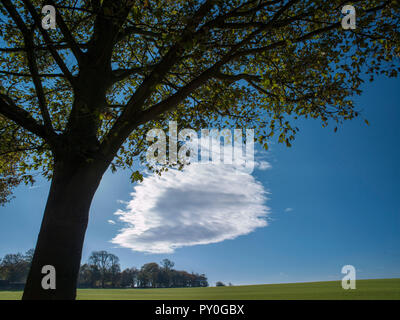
[0,0,399,299]
[88,250,120,288]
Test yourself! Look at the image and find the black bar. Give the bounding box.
[1,300,399,318]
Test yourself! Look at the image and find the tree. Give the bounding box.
[78,263,100,288]
[109,254,121,287]
[159,258,175,287]
[0,0,398,299]
[161,259,175,271]
[216,281,226,287]
[23,249,35,264]
[140,262,160,288]
[137,268,150,288]
[0,251,31,282]
[0,115,34,205]
[193,273,208,287]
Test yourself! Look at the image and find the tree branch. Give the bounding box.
[0,71,67,78]
[117,25,162,42]
[111,65,156,83]
[100,0,217,157]
[214,72,262,83]
[230,1,392,60]
[0,42,89,53]
[98,0,393,159]
[1,0,54,132]
[0,94,55,142]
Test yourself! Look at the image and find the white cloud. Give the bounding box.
[284,208,294,213]
[107,220,116,225]
[111,162,270,254]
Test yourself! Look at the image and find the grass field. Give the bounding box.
[0,279,399,300]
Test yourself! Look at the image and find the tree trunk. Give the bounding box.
[22,159,107,300]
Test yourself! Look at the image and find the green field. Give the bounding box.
[0,279,399,300]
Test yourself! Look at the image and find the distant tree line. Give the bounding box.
[78,251,208,289]
[0,249,208,289]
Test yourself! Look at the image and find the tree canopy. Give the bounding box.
[0,0,399,204]
[0,249,33,283]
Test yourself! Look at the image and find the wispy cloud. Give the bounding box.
[111,161,270,254]
[256,160,272,171]
[107,220,116,225]
[284,208,294,213]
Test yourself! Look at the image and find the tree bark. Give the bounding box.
[22,158,107,300]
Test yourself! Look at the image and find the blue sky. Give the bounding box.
[0,75,399,286]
